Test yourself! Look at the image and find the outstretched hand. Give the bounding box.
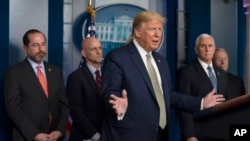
[203,89,225,109]
[109,89,128,116]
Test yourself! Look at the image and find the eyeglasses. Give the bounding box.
[214,57,228,62]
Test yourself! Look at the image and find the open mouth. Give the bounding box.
[152,40,159,44]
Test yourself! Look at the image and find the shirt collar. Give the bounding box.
[27,57,45,70]
[86,62,101,75]
[133,39,151,58]
[198,58,213,71]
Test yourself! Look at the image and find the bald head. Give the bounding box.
[81,37,103,68]
[81,37,100,49]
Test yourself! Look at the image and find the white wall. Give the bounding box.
[9,0,48,66]
[9,0,48,65]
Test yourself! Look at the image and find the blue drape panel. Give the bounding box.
[166,0,179,141]
[237,0,246,79]
[0,1,11,141]
[48,0,64,68]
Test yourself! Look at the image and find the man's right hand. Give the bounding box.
[109,89,128,116]
[34,133,51,141]
[187,136,198,141]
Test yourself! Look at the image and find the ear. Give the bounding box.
[81,49,86,58]
[23,45,28,52]
[194,47,198,54]
[134,28,141,38]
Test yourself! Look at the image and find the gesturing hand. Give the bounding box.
[109,89,128,116]
[203,89,225,109]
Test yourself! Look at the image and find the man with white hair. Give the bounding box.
[213,47,245,99]
[176,33,228,141]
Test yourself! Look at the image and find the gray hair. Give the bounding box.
[195,33,215,49]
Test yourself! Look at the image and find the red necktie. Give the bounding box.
[37,65,48,98]
[95,70,102,94]
[37,65,51,122]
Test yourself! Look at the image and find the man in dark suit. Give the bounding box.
[4,29,70,141]
[66,37,104,141]
[213,48,246,99]
[101,11,225,141]
[176,34,228,141]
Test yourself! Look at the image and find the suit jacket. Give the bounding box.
[101,42,202,141]
[227,72,246,99]
[176,60,228,140]
[4,58,70,141]
[66,63,105,141]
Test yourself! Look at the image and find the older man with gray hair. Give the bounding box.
[213,47,246,99]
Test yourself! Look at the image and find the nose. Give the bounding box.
[203,47,208,52]
[39,45,43,50]
[38,44,46,50]
[97,48,102,54]
[154,29,162,36]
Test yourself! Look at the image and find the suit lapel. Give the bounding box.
[81,63,100,94]
[195,60,214,90]
[152,53,170,103]
[44,62,53,99]
[213,65,222,93]
[22,58,48,98]
[128,43,157,99]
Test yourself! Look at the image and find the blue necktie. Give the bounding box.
[207,66,217,92]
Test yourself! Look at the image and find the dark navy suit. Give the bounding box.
[101,41,202,141]
[227,72,245,99]
[176,60,228,140]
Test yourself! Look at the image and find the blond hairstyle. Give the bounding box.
[126,10,166,44]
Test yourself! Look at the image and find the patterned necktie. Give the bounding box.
[207,66,217,92]
[95,70,102,94]
[37,65,48,98]
[146,53,166,129]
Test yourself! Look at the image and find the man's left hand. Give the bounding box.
[203,89,225,109]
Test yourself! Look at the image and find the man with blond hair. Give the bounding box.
[101,11,225,141]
